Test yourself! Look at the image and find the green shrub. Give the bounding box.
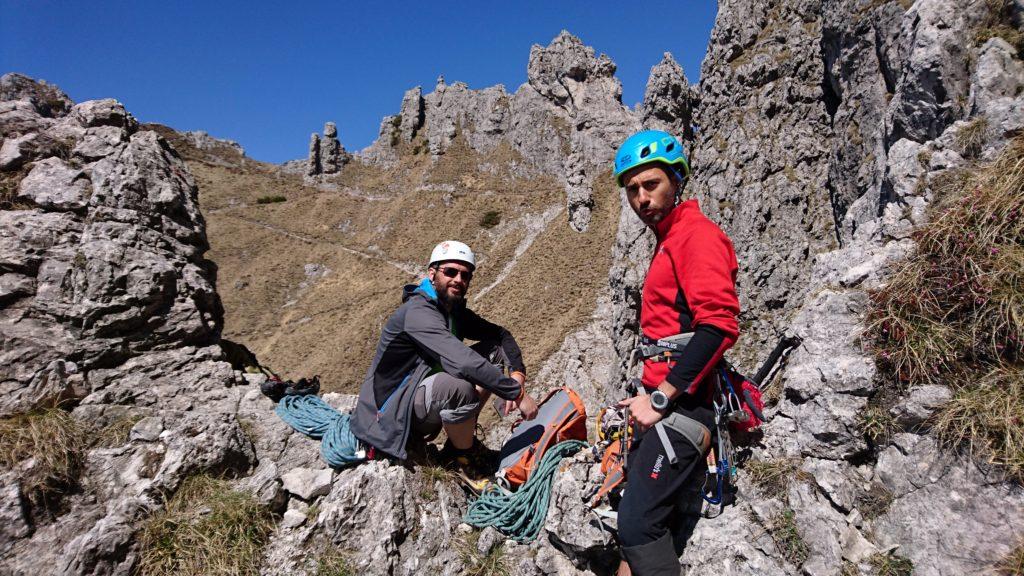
[866,136,1024,477]
[139,475,275,576]
[0,407,87,508]
[767,508,809,567]
[480,211,501,229]
[256,195,286,204]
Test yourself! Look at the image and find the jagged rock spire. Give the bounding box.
[641,52,696,141]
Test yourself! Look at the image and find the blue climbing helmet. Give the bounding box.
[613,130,690,187]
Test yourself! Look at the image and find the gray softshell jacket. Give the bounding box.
[350,278,525,459]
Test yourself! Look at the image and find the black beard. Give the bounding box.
[432,279,465,308]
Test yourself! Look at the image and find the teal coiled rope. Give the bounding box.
[463,439,587,542]
[275,395,364,468]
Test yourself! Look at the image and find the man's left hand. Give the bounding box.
[618,395,665,430]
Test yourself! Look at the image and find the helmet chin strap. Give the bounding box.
[671,167,688,204]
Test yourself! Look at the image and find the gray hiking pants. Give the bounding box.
[411,372,483,439]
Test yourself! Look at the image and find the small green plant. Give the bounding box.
[93,414,144,448]
[256,194,286,204]
[767,508,809,567]
[139,475,275,576]
[314,550,354,576]
[745,458,811,500]
[306,502,321,525]
[995,540,1024,575]
[956,117,989,158]
[0,407,87,508]
[860,404,896,446]
[868,551,914,576]
[457,532,510,576]
[480,210,501,229]
[417,464,453,500]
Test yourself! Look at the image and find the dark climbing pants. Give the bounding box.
[617,419,709,575]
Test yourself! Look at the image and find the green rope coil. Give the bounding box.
[463,440,587,542]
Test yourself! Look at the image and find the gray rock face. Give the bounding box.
[641,52,696,139]
[0,78,252,575]
[0,73,73,118]
[657,1,1024,575]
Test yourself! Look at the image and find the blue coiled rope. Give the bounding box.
[274,395,364,468]
[463,439,587,542]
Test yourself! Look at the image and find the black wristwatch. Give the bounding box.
[650,390,671,412]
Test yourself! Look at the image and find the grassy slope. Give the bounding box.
[173,129,618,393]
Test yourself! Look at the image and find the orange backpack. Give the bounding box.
[496,387,587,487]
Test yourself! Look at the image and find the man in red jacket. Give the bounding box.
[612,130,740,576]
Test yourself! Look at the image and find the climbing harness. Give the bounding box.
[464,439,587,542]
[274,394,368,468]
[590,332,803,516]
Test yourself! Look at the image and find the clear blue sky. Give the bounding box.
[2,1,718,163]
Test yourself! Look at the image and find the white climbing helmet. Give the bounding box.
[429,240,476,270]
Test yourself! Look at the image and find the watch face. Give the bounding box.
[651,391,668,410]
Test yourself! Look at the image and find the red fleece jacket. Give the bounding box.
[641,199,740,394]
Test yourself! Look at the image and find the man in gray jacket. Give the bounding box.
[351,240,538,465]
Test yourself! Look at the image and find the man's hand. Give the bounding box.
[516,394,539,420]
[617,395,665,431]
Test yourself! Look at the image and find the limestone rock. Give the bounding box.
[0,73,73,117]
[17,157,91,211]
[641,52,695,139]
[307,132,321,176]
[889,384,952,430]
[281,467,333,500]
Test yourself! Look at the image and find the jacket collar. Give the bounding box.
[653,199,697,239]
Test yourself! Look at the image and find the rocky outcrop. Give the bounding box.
[0,75,252,574]
[306,121,348,177]
[360,31,640,232]
[670,1,1024,575]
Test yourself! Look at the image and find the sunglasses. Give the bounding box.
[438,266,473,282]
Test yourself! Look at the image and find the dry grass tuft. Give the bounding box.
[93,414,144,448]
[868,551,914,576]
[745,458,812,500]
[867,137,1023,385]
[866,137,1024,473]
[956,117,989,158]
[0,407,88,508]
[856,482,895,520]
[932,365,1024,477]
[314,550,354,576]
[457,531,511,576]
[139,475,275,576]
[995,540,1024,575]
[974,0,1024,56]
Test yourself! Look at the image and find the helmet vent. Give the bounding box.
[666,142,675,152]
[640,146,651,158]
